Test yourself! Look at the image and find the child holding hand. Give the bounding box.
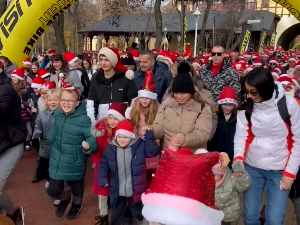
[46,86,97,220]
[98,119,159,225]
[92,102,127,225]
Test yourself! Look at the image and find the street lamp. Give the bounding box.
[193,7,201,57]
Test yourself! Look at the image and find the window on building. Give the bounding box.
[262,0,269,7]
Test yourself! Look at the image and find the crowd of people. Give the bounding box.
[1,42,300,225]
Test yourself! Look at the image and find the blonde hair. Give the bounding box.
[169,63,178,77]
[46,89,61,110]
[130,98,159,128]
[60,89,78,100]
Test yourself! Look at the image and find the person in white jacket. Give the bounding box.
[234,67,300,225]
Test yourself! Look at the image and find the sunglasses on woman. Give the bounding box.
[211,52,223,56]
[243,88,258,96]
[269,63,277,66]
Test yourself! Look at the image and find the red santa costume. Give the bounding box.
[142,147,224,225]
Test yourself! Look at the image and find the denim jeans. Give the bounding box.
[243,163,290,225]
[292,198,300,225]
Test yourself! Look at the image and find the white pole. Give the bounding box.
[194,21,198,58]
[42,34,45,52]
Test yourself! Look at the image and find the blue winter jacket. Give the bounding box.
[134,61,172,103]
[98,130,159,207]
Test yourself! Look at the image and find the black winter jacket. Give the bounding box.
[0,71,11,84]
[208,109,237,161]
[87,69,137,121]
[0,84,26,155]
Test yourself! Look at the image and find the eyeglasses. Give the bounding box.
[61,99,77,104]
[282,84,293,92]
[211,52,223,56]
[243,88,258,96]
[269,63,277,66]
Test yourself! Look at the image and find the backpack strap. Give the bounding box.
[277,95,291,131]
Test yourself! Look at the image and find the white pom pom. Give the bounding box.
[59,73,65,78]
[195,149,209,154]
[125,69,135,80]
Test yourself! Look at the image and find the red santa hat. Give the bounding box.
[115,119,136,139]
[83,55,91,60]
[164,52,176,65]
[106,103,127,122]
[192,60,201,68]
[289,57,298,63]
[277,74,293,84]
[237,56,246,63]
[142,149,224,225]
[269,46,275,53]
[11,68,25,80]
[129,49,139,61]
[253,58,262,66]
[157,50,168,60]
[271,70,279,79]
[217,87,238,106]
[98,47,134,80]
[231,51,238,57]
[62,82,80,100]
[295,61,300,69]
[185,44,192,59]
[243,51,251,58]
[42,81,56,90]
[37,68,50,79]
[48,49,56,57]
[138,71,157,99]
[245,64,254,72]
[64,52,79,65]
[23,58,32,66]
[232,62,245,71]
[275,65,283,74]
[269,58,278,64]
[262,52,269,57]
[152,48,159,54]
[31,77,45,89]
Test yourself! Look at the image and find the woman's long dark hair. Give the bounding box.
[83,59,92,71]
[50,53,69,72]
[242,67,274,123]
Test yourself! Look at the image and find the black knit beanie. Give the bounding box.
[172,72,195,94]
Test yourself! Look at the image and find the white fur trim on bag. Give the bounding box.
[98,47,118,67]
[125,69,135,80]
[115,129,136,139]
[138,90,157,100]
[217,98,238,106]
[11,74,24,80]
[106,109,125,122]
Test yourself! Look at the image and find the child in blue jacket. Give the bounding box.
[98,119,159,225]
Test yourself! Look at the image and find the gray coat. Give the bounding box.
[50,69,84,96]
[33,110,55,158]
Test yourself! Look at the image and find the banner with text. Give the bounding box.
[258,29,268,53]
[239,24,252,55]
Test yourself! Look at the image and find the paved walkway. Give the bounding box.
[5,150,298,225]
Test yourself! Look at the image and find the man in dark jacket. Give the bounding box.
[87,47,137,123]
[134,50,172,103]
[200,45,241,103]
[0,56,17,78]
[0,83,26,224]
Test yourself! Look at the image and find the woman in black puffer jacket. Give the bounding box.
[0,82,26,224]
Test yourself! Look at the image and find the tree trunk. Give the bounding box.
[225,0,246,52]
[53,13,66,54]
[231,38,240,51]
[198,0,213,51]
[139,34,146,51]
[154,0,163,48]
[180,0,185,53]
[0,0,7,18]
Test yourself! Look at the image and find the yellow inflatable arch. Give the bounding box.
[0,0,298,66]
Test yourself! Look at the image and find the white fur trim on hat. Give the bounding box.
[156,55,164,60]
[133,56,139,61]
[68,56,79,65]
[253,62,262,66]
[269,59,278,64]
[98,47,118,67]
[271,72,279,79]
[31,83,43,89]
[11,74,24,80]
[195,149,209,154]
[217,98,238,106]
[125,69,135,80]
[23,61,32,66]
[41,72,50,78]
[164,57,173,65]
[138,90,157,100]
[106,109,125,122]
[245,67,253,72]
[115,129,136,139]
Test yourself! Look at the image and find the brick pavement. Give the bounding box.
[5,149,298,225]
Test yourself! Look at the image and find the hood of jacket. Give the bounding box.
[94,69,125,84]
[254,82,284,110]
[162,96,203,114]
[203,59,232,72]
[55,101,87,118]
